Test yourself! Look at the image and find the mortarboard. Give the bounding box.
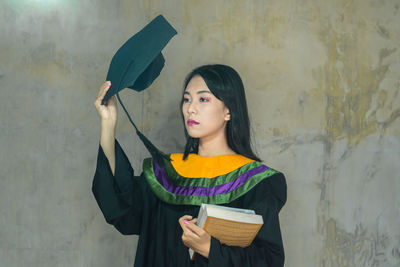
[101,15,177,163]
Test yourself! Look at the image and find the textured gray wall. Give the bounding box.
[1,0,399,266]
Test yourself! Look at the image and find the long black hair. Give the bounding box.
[181,64,261,162]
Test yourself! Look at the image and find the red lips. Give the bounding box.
[187,119,199,126]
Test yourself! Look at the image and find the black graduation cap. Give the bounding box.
[101,15,177,163]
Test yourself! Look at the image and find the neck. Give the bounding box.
[198,133,236,157]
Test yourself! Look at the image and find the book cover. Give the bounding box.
[189,204,263,260]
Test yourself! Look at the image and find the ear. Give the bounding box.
[224,108,231,121]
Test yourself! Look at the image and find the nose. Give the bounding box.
[187,100,197,115]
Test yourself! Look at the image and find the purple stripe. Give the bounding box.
[153,161,269,196]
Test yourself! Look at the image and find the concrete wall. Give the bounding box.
[1,0,399,266]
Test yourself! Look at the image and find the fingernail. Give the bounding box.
[184,220,189,224]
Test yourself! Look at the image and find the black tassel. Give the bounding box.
[136,130,170,164]
[116,93,170,165]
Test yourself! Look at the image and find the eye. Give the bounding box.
[182,97,190,103]
[199,97,210,102]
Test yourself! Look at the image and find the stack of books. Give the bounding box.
[189,203,264,260]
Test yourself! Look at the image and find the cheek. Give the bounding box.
[181,105,187,117]
[208,105,227,120]
[203,108,227,128]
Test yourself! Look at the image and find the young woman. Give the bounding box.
[92,64,287,267]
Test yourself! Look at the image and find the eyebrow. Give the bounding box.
[183,90,212,95]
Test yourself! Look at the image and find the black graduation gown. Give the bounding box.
[92,140,287,267]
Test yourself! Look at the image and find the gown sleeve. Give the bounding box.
[92,139,145,235]
[206,173,287,267]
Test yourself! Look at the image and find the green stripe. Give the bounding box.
[157,157,273,187]
[142,158,279,206]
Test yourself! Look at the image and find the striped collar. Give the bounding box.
[142,155,279,206]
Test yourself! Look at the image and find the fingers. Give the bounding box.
[179,215,203,242]
[179,215,193,223]
[178,215,193,232]
[179,215,198,238]
[94,81,111,107]
[185,219,205,236]
[179,215,210,255]
[98,81,111,98]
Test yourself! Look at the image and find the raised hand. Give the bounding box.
[93,81,118,131]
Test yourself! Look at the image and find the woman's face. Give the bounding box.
[182,75,230,140]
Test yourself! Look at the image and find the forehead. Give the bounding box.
[184,75,211,94]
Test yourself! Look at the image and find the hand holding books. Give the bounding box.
[188,204,264,260]
[178,215,211,259]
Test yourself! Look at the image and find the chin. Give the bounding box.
[187,132,202,139]
[186,129,203,139]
